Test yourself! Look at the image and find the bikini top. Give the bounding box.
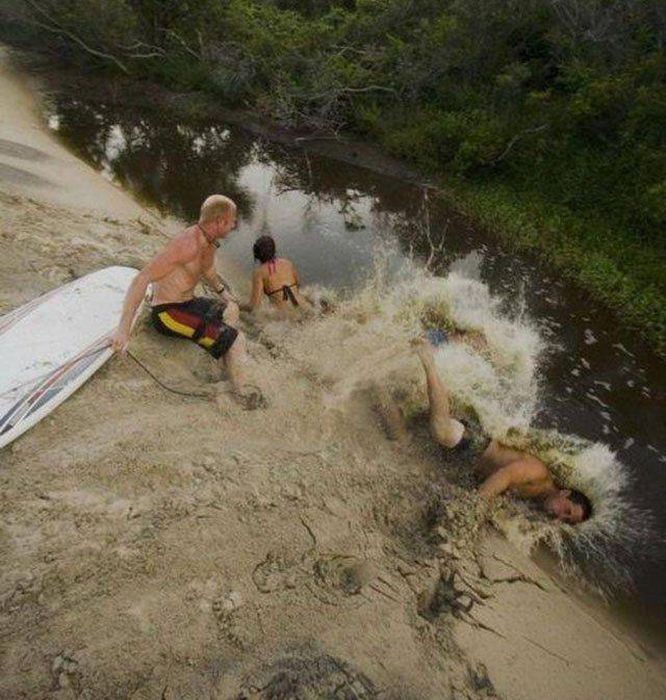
[264,259,299,307]
[266,284,299,306]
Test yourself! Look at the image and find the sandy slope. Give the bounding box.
[1,46,665,700]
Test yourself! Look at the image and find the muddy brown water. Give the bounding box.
[44,96,666,653]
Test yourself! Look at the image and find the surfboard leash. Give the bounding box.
[126,350,211,399]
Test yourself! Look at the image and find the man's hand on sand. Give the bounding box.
[111,328,130,354]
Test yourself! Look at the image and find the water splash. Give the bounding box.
[267,259,653,596]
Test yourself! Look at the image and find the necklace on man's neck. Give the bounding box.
[197,222,220,248]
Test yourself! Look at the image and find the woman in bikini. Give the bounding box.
[241,235,310,313]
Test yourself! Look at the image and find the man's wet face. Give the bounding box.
[545,491,584,524]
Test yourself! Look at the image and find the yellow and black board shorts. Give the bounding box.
[151,297,238,359]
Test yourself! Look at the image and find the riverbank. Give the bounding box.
[1,46,666,699]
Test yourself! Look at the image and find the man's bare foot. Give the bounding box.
[234,384,267,411]
[213,380,267,410]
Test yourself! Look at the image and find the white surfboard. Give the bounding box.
[0,266,138,449]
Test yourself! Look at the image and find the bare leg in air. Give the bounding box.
[413,339,464,448]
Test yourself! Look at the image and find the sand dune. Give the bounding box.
[1,46,664,700]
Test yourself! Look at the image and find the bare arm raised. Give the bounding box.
[112,239,196,353]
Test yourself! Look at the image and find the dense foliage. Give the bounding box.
[2,0,664,346]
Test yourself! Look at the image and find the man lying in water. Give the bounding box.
[112,194,263,408]
[382,337,593,524]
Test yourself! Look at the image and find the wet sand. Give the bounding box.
[1,45,665,699]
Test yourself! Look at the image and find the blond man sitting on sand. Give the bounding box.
[112,194,262,407]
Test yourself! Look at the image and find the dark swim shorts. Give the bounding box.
[453,412,492,461]
[151,297,238,359]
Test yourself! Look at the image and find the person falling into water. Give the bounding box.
[241,235,311,314]
[381,336,593,524]
[112,194,263,407]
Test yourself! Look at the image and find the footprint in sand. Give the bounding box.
[212,590,256,650]
[417,567,475,622]
[252,548,399,608]
[236,653,378,700]
[305,552,404,608]
[312,554,372,596]
[252,549,300,593]
[51,652,81,693]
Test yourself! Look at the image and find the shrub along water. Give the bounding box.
[2,0,664,352]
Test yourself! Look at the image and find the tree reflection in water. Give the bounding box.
[50,94,460,273]
[51,96,256,222]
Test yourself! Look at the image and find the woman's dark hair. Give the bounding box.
[253,235,276,263]
[569,489,593,521]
